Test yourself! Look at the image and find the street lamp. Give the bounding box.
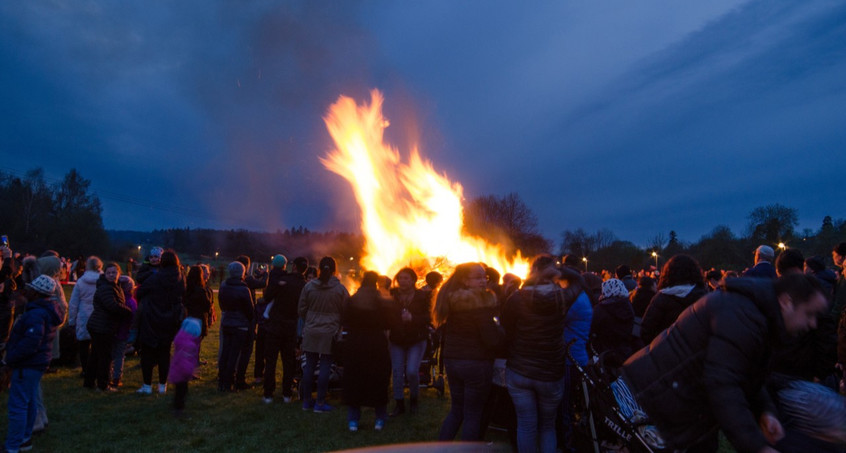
[582,257,588,272]
[777,242,786,251]
[651,251,659,268]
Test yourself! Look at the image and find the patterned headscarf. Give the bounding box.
[601,278,629,299]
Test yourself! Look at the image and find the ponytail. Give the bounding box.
[318,256,336,284]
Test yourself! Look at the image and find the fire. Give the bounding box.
[321,90,530,280]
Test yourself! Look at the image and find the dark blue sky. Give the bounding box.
[2,1,844,247]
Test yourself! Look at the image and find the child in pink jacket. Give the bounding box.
[168,317,202,415]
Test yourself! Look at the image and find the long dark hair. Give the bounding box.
[434,262,482,325]
[160,249,180,269]
[186,265,203,292]
[318,256,336,284]
[658,254,703,289]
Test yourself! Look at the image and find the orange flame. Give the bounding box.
[321,90,530,280]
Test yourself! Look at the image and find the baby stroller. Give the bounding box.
[419,325,445,396]
[566,341,670,453]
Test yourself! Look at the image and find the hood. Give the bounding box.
[659,284,696,298]
[269,267,289,280]
[448,288,497,312]
[722,277,787,342]
[815,269,838,285]
[79,270,101,284]
[26,297,63,327]
[316,275,342,289]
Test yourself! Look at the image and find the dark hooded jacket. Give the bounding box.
[87,275,133,336]
[640,284,708,344]
[502,282,579,381]
[388,289,432,347]
[441,288,502,361]
[262,268,306,333]
[621,278,783,453]
[5,296,62,371]
[588,294,640,367]
[218,277,254,330]
[137,266,185,348]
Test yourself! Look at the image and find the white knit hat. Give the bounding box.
[26,275,57,296]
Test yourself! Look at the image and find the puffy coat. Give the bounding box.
[640,284,708,344]
[621,278,784,453]
[137,266,185,348]
[563,291,593,366]
[183,284,213,336]
[388,289,432,347]
[87,275,133,336]
[67,270,100,341]
[441,288,502,361]
[588,295,640,367]
[298,276,349,355]
[263,268,306,332]
[5,297,62,371]
[502,283,579,381]
[218,278,253,330]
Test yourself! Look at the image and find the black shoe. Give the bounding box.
[235,382,251,391]
[409,396,419,414]
[389,399,405,417]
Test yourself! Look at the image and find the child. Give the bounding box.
[2,275,62,452]
[168,317,202,415]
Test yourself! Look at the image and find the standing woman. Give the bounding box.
[67,256,102,381]
[342,271,392,431]
[135,250,186,394]
[436,262,503,441]
[183,266,213,355]
[501,255,581,453]
[639,254,707,344]
[85,262,132,390]
[298,256,349,412]
[388,267,432,416]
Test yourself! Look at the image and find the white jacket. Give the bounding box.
[67,270,100,341]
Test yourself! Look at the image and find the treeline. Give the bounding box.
[559,205,846,273]
[0,169,109,257]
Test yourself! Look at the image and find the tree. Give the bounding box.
[746,204,798,243]
[49,169,109,257]
[689,225,745,270]
[464,192,551,256]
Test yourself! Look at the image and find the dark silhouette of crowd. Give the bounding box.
[2,236,846,453]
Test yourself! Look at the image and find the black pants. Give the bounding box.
[78,339,91,378]
[219,327,249,390]
[174,382,188,410]
[140,343,171,385]
[253,327,266,380]
[85,332,115,389]
[263,326,297,398]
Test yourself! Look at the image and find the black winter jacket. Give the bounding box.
[219,278,253,330]
[621,278,783,453]
[588,295,640,367]
[502,283,579,382]
[388,289,432,346]
[441,289,502,361]
[263,268,306,331]
[87,275,132,336]
[137,266,185,348]
[5,297,62,371]
[640,285,708,344]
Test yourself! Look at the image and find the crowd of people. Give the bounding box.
[1,239,846,453]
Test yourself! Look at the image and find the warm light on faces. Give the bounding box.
[464,266,488,290]
[396,273,415,291]
[780,291,828,336]
[104,267,120,282]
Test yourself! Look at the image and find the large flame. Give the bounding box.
[321,90,530,280]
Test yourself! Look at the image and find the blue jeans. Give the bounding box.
[438,358,493,441]
[302,352,333,403]
[112,339,127,382]
[5,368,42,451]
[389,340,427,400]
[507,368,564,453]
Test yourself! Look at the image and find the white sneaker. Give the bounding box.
[136,384,152,394]
[158,383,167,394]
[282,396,292,403]
[262,397,273,404]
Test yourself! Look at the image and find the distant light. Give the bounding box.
[582,257,587,262]
[651,251,658,257]
[778,242,786,249]
[349,257,354,261]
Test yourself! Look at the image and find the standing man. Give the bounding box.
[743,245,778,280]
[618,274,828,452]
[261,256,308,403]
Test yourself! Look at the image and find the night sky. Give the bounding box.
[2,1,844,246]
